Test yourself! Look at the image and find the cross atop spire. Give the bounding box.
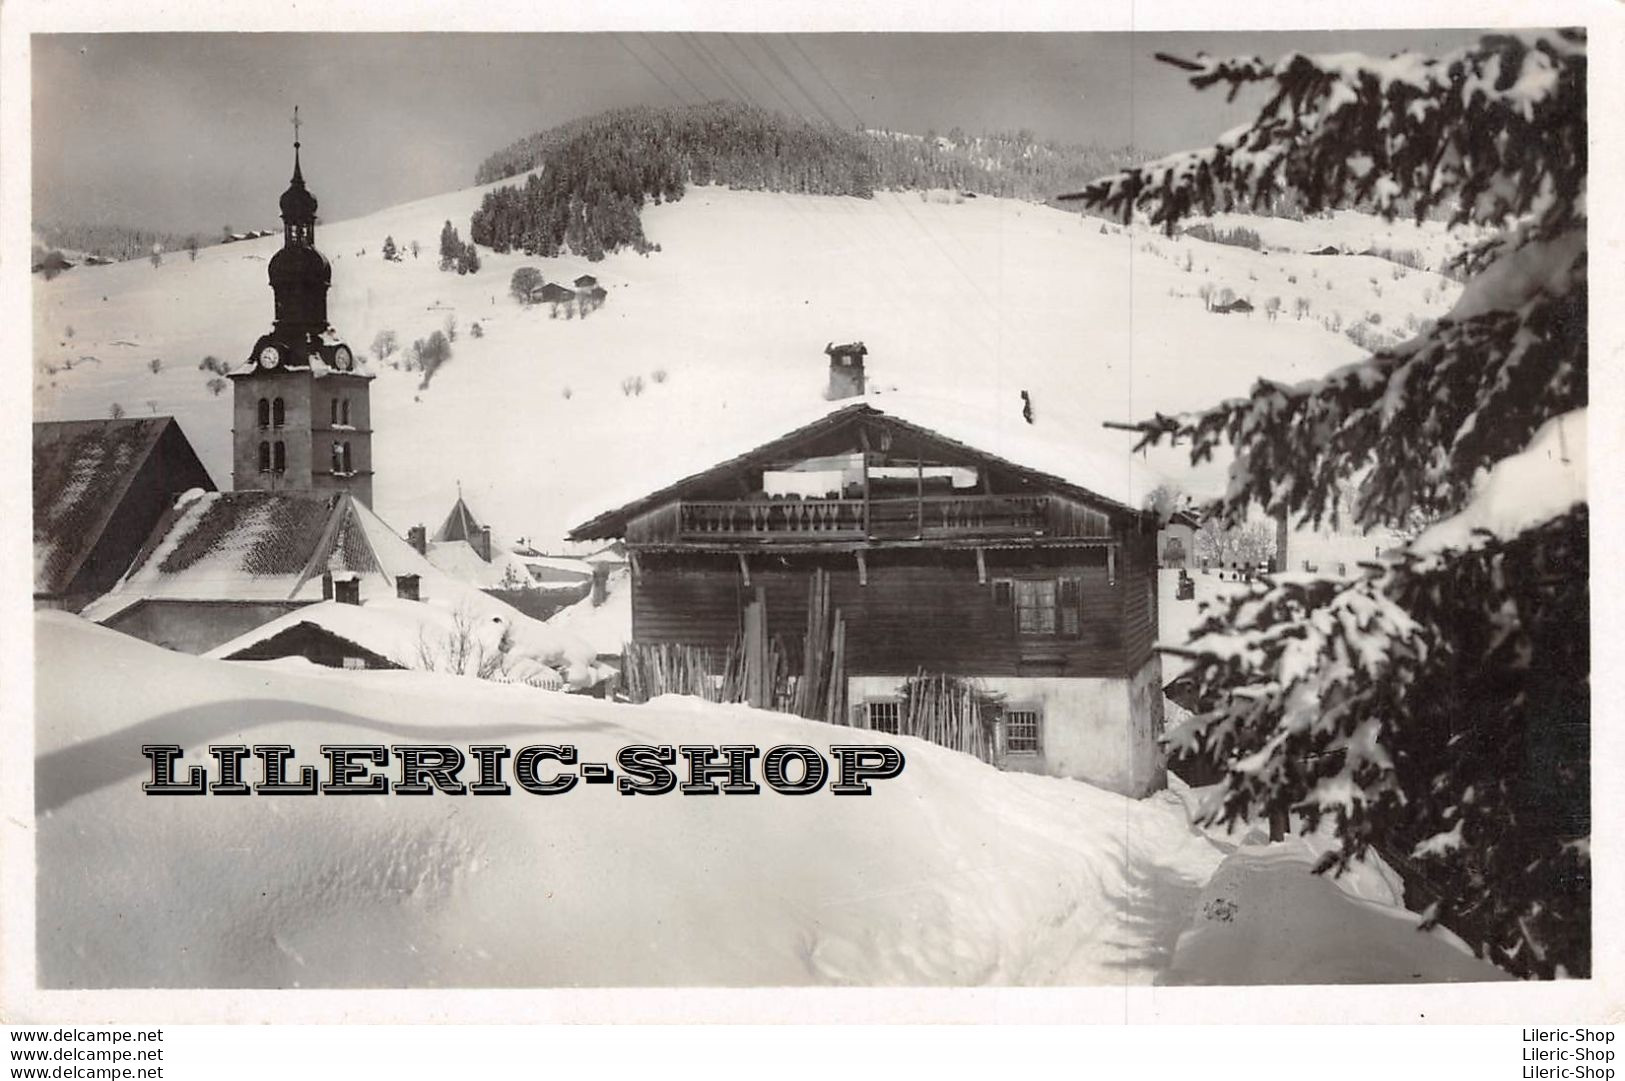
[290,105,304,182]
[279,106,317,230]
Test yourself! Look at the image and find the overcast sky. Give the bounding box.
[32,29,1489,235]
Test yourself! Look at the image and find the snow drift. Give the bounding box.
[35,612,1501,988]
[36,611,1226,987]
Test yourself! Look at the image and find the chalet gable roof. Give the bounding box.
[567,397,1147,542]
[33,416,211,596]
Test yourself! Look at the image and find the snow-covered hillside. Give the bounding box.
[35,612,1500,987]
[33,180,1462,547]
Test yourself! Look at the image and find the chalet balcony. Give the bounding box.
[679,498,866,539]
[665,494,1110,545]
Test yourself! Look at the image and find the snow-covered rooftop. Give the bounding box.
[568,392,1161,540]
[33,416,194,596]
[206,596,562,688]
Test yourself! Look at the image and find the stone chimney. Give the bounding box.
[334,576,361,605]
[591,564,610,607]
[396,573,420,601]
[407,524,427,556]
[321,571,334,600]
[473,525,492,563]
[825,341,867,400]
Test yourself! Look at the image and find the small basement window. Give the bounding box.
[865,699,901,735]
[341,656,366,671]
[1003,708,1042,756]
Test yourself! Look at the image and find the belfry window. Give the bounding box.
[342,441,354,474]
[332,442,344,475]
[330,398,339,425]
[272,397,286,427]
[257,398,270,428]
[341,399,351,426]
[258,441,270,472]
[272,441,286,473]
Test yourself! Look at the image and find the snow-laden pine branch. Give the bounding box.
[1069,29,1590,978]
[1072,31,1585,236]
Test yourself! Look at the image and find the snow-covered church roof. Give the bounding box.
[82,488,601,677]
[80,490,384,619]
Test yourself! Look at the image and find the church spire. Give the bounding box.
[291,105,304,183]
[267,106,329,335]
[279,105,318,244]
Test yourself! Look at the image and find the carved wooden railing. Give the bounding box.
[679,499,866,538]
[665,494,1113,542]
[920,494,1049,537]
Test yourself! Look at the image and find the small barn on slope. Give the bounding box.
[568,397,1166,797]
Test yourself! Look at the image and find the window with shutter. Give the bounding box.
[1058,576,1082,638]
[992,578,1013,607]
[1015,578,1057,635]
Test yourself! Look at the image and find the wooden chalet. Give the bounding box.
[569,398,1167,796]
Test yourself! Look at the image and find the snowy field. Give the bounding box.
[32,183,1462,547]
[34,611,1501,987]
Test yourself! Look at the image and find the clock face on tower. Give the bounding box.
[334,345,353,371]
[258,345,281,369]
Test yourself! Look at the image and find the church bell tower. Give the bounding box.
[230,108,374,506]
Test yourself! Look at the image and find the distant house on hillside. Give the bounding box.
[569,397,1166,797]
[33,417,216,612]
[573,274,599,289]
[32,252,74,275]
[538,282,575,308]
[1308,245,1342,256]
[1214,297,1254,314]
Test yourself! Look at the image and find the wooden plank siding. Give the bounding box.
[1117,526,1158,672]
[631,540,1156,679]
